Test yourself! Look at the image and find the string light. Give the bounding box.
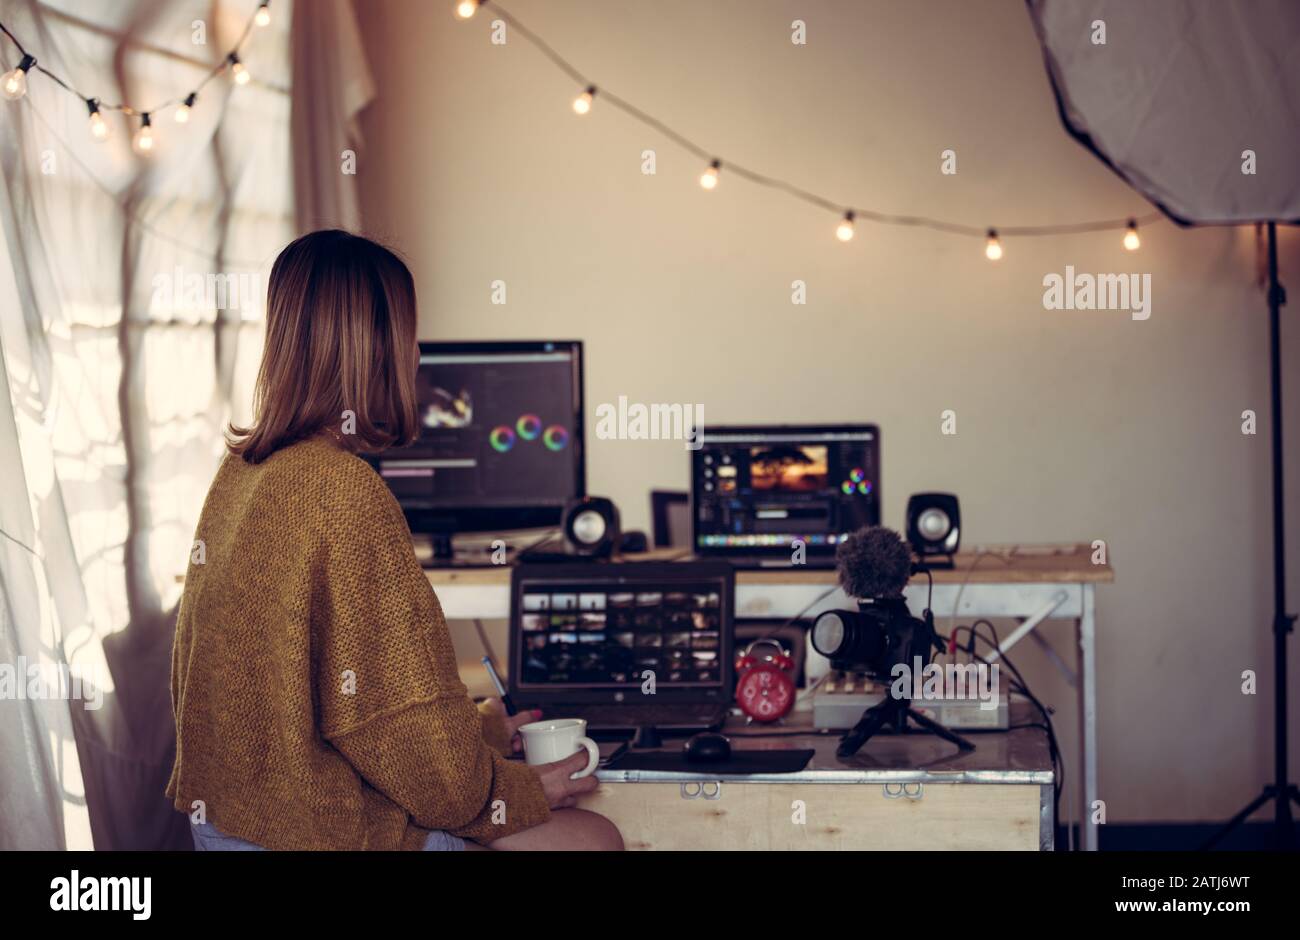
[699,159,720,190]
[455,2,1160,255]
[1123,218,1140,251]
[572,85,595,115]
[1,4,265,151]
[836,211,855,242]
[132,112,155,155]
[86,98,109,140]
[175,92,196,123]
[985,229,1003,261]
[228,53,250,86]
[2,52,34,100]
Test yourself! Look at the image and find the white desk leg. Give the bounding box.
[1079,584,1099,851]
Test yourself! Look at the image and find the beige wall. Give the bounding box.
[353,0,1300,824]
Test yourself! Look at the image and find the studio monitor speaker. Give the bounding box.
[906,493,960,565]
[562,496,621,557]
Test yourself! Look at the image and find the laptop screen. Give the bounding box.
[509,563,734,698]
[692,425,880,557]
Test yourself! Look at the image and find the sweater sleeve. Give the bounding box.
[476,699,515,755]
[328,701,551,841]
[313,462,550,842]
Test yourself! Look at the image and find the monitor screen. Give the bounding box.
[691,425,880,555]
[371,341,584,534]
[510,565,733,694]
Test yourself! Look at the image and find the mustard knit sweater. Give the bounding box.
[166,436,550,849]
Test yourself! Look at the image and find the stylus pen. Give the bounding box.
[481,656,516,716]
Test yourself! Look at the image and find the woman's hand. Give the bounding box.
[533,751,601,809]
[478,700,596,808]
[480,698,541,754]
[502,707,542,755]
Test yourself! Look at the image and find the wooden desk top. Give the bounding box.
[593,705,1054,785]
[425,543,1113,586]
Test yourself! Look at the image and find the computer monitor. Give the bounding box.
[369,341,585,556]
[691,424,880,562]
[508,562,735,709]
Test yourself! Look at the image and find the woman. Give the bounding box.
[166,230,622,851]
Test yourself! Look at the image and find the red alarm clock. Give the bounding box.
[734,639,797,723]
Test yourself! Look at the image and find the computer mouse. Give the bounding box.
[683,732,731,763]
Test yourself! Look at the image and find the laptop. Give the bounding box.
[508,562,735,733]
[691,424,881,569]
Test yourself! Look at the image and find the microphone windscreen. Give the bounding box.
[836,526,913,600]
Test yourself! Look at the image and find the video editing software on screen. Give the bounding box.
[376,345,580,509]
[692,427,880,553]
[515,579,725,689]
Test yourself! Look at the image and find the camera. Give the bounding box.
[810,599,931,679]
[820,525,974,757]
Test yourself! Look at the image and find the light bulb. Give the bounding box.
[132,113,155,155]
[229,54,250,85]
[836,211,855,242]
[2,55,35,101]
[254,2,271,27]
[2,69,27,100]
[985,229,1002,261]
[700,159,721,190]
[456,0,478,18]
[1123,219,1140,251]
[572,86,595,115]
[86,99,109,140]
[175,93,196,123]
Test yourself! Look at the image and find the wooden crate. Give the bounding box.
[579,781,1046,850]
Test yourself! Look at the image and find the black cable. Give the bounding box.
[950,621,1068,847]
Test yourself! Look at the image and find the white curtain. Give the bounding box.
[0,0,295,849]
[290,0,373,232]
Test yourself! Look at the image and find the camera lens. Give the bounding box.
[811,609,885,665]
[811,611,846,657]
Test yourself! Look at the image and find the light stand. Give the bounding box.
[1202,222,1299,850]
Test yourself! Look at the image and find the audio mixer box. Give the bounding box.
[810,669,1010,731]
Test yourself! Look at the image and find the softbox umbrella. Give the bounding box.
[1028,0,1300,224]
[1027,0,1299,849]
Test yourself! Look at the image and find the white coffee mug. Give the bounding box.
[519,718,600,780]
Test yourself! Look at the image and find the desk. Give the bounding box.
[582,708,1054,850]
[429,544,1110,849]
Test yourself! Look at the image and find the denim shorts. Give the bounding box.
[190,820,465,851]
